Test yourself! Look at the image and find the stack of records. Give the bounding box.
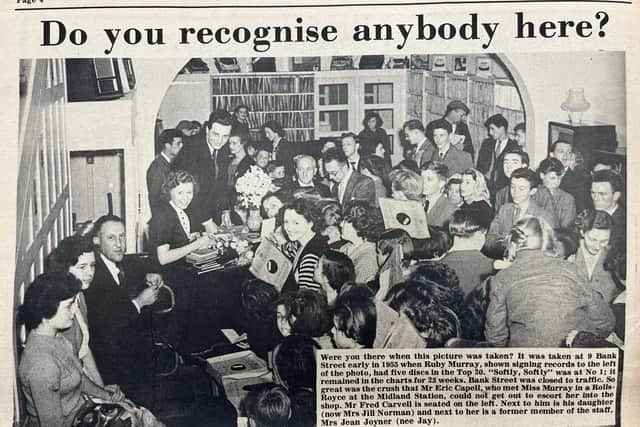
[185,247,238,275]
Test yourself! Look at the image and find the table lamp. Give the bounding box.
[561,88,590,124]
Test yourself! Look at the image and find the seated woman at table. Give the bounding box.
[18,272,136,427]
[148,170,211,267]
[45,236,105,386]
[281,198,328,293]
[484,216,615,347]
[459,168,494,229]
[331,290,377,349]
[340,200,385,284]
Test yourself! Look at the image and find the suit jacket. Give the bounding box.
[495,184,555,220]
[426,194,457,228]
[174,138,232,226]
[574,246,619,304]
[609,205,626,250]
[413,139,437,168]
[288,180,331,198]
[273,138,300,177]
[430,145,473,176]
[425,119,475,161]
[476,138,518,195]
[83,253,153,386]
[550,188,577,228]
[485,201,556,258]
[560,168,592,214]
[146,154,172,217]
[332,171,376,207]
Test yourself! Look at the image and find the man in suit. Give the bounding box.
[174,109,234,228]
[84,215,161,403]
[146,128,183,217]
[591,170,626,250]
[427,118,473,176]
[341,132,362,171]
[323,148,375,206]
[288,154,330,197]
[403,119,436,168]
[420,161,457,228]
[426,100,475,161]
[485,168,556,258]
[551,139,591,213]
[476,114,518,197]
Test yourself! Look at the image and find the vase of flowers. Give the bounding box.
[235,165,272,231]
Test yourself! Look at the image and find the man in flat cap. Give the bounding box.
[426,100,475,161]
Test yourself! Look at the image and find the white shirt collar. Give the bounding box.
[160,152,172,164]
[606,204,618,216]
[100,253,121,285]
[438,144,451,158]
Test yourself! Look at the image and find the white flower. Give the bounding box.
[235,166,273,210]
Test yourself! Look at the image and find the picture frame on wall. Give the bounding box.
[476,56,492,77]
[453,56,468,75]
[431,55,447,72]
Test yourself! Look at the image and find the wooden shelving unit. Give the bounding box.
[211,73,315,141]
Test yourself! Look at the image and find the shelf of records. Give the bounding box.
[211,73,315,95]
[211,94,314,112]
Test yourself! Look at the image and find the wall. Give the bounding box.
[506,51,626,165]
[157,74,210,130]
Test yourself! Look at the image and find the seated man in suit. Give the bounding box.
[146,128,183,217]
[485,168,556,258]
[403,119,436,168]
[493,147,554,215]
[476,114,518,197]
[84,215,161,404]
[591,170,625,251]
[428,118,473,176]
[323,147,375,207]
[551,139,591,213]
[341,132,363,171]
[420,161,457,228]
[288,154,330,197]
[426,100,475,161]
[174,109,234,229]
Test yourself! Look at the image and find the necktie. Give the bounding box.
[350,161,356,170]
[424,199,430,213]
[117,267,125,287]
[439,151,445,160]
[513,206,521,221]
[211,149,218,179]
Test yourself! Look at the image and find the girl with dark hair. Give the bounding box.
[340,201,385,284]
[263,120,297,176]
[332,292,377,349]
[485,216,615,347]
[275,289,331,339]
[357,111,392,165]
[573,209,619,304]
[148,170,211,266]
[313,250,356,306]
[281,198,328,293]
[46,236,104,386]
[18,273,135,427]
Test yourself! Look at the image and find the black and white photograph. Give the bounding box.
[10,49,628,426]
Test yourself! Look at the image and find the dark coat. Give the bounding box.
[174,139,233,226]
[331,171,376,207]
[273,138,301,177]
[476,138,518,195]
[357,127,392,165]
[560,168,592,214]
[84,253,153,386]
[146,154,172,217]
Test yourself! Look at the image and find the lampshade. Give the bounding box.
[561,88,591,112]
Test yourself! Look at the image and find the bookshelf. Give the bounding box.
[211,73,315,142]
[422,71,524,155]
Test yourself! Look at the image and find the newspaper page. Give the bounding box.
[1,0,638,426]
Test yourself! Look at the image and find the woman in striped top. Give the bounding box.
[281,198,328,293]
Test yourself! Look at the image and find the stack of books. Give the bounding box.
[185,247,238,275]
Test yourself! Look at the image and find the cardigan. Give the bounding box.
[19,334,86,427]
[283,233,328,293]
[485,250,615,347]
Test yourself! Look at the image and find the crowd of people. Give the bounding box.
[18,100,626,426]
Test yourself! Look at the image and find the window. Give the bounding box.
[319,84,348,106]
[364,83,393,104]
[319,111,349,132]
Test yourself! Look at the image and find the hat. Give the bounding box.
[446,100,470,114]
